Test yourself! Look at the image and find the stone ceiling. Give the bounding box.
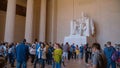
[16,0,27,7]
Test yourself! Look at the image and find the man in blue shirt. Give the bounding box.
[16,39,29,68]
[34,41,41,68]
[0,43,4,57]
[104,41,116,68]
[79,45,84,60]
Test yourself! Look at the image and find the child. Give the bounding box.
[76,45,80,59]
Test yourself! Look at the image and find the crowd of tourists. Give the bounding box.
[0,39,120,68]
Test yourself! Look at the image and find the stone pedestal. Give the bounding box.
[64,35,87,47]
[64,35,95,47]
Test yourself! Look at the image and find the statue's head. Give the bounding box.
[81,12,87,18]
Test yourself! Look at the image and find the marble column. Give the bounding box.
[4,0,16,43]
[25,0,34,43]
[51,0,57,43]
[39,0,47,42]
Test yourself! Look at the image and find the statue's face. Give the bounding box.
[82,23,86,27]
[81,23,85,27]
[75,22,80,30]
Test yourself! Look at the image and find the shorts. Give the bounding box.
[63,52,68,59]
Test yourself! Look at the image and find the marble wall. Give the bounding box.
[0,0,120,46]
[55,0,120,46]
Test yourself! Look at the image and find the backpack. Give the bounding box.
[97,53,107,68]
[111,51,119,61]
[116,52,120,63]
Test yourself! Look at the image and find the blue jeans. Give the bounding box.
[56,62,61,68]
[39,59,45,68]
[107,62,116,68]
[52,62,61,68]
[8,53,15,66]
[16,61,27,68]
[80,52,83,59]
[52,61,55,68]
[34,56,39,68]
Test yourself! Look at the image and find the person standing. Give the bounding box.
[0,43,4,57]
[76,45,80,59]
[16,39,29,68]
[8,43,15,67]
[90,43,107,68]
[53,43,63,68]
[29,43,36,64]
[34,41,41,68]
[37,43,46,68]
[47,45,53,65]
[79,44,84,60]
[84,43,89,65]
[68,45,71,60]
[63,42,69,60]
[104,41,116,68]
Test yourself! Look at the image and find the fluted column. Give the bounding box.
[4,0,16,43]
[51,0,57,43]
[39,0,47,42]
[25,0,34,43]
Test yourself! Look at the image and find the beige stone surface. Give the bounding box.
[6,59,88,68]
[4,0,16,43]
[55,0,120,46]
[39,0,47,42]
[6,59,120,68]
[0,0,120,46]
[25,0,34,43]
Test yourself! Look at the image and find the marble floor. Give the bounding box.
[6,59,89,68]
[6,59,120,68]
